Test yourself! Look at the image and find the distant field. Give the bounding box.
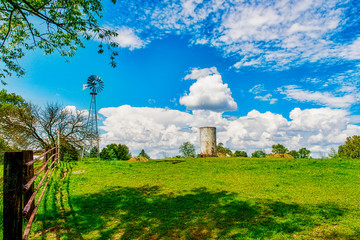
[1,158,360,239]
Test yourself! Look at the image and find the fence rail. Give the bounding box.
[3,146,59,240]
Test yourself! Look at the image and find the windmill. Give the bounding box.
[82,75,104,159]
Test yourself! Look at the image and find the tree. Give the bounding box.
[338,145,346,158]
[100,147,110,160]
[288,150,299,159]
[138,149,150,159]
[0,0,118,83]
[0,89,28,143]
[108,149,118,160]
[251,150,266,158]
[341,135,360,158]
[90,146,99,158]
[117,144,131,160]
[233,150,247,157]
[298,148,311,159]
[272,144,288,154]
[179,141,195,158]
[0,137,18,163]
[100,143,131,160]
[0,92,92,158]
[62,142,79,161]
[217,142,232,156]
[328,147,338,159]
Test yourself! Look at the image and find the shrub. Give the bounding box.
[251,150,266,158]
[234,150,247,157]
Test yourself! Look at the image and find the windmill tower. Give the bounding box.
[82,75,104,159]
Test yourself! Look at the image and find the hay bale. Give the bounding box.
[266,154,294,159]
[217,152,227,158]
[128,157,149,162]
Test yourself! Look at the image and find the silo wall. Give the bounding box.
[200,127,217,157]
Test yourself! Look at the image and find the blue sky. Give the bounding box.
[4,0,360,158]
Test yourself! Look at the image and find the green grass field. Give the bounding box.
[1,158,360,239]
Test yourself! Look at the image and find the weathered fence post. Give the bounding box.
[52,148,56,163]
[23,150,34,220]
[44,148,49,171]
[3,152,24,240]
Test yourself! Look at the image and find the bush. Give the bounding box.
[100,143,131,160]
[62,145,79,161]
[288,150,299,159]
[234,150,247,157]
[90,146,99,158]
[251,150,266,158]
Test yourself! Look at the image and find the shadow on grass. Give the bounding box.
[43,184,358,240]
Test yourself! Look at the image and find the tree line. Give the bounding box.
[179,138,360,159]
[179,141,312,159]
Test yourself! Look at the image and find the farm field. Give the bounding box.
[1,158,360,239]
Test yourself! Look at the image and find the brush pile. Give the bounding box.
[128,157,149,162]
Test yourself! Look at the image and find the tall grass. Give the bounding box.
[1,158,360,239]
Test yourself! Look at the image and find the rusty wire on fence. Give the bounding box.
[22,146,59,240]
[3,146,60,240]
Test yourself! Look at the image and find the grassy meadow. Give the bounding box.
[1,157,360,239]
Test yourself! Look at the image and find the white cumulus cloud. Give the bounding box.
[113,27,146,50]
[179,67,237,112]
[98,105,360,158]
[94,26,146,50]
[63,105,88,117]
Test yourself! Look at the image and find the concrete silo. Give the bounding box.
[200,127,217,157]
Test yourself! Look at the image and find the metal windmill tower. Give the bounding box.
[82,75,104,159]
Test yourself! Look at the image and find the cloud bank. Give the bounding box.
[99,105,360,158]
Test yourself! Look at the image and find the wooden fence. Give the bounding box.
[3,146,59,240]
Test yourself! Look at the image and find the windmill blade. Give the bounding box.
[86,75,104,93]
[82,84,89,90]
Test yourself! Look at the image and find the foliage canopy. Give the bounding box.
[90,146,99,158]
[272,144,288,154]
[233,150,247,157]
[0,0,118,83]
[179,141,195,158]
[100,143,132,160]
[217,142,232,156]
[339,135,360,159]
[0,90,92,153]
[251,150,266,158]
[288,150,300,159]
[298,148,311,159]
